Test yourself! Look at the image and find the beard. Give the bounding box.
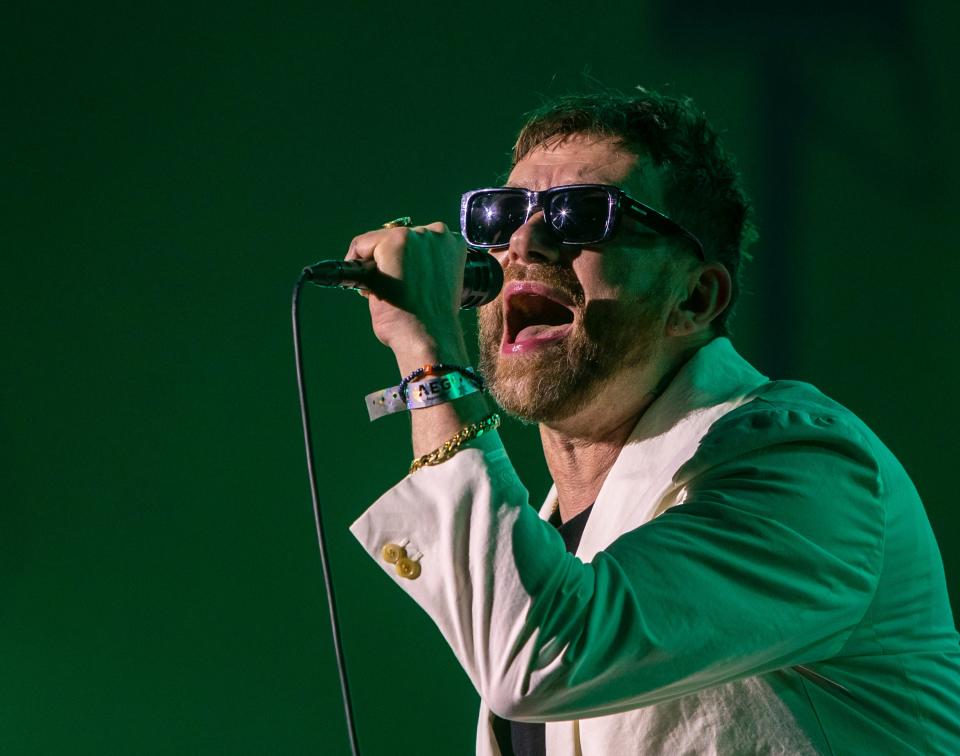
[477,261,674,424]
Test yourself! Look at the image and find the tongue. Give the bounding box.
[515,323,571,344]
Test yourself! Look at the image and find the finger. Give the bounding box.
[421,222,467,249]
[346,228,390,262]
[344,229,408,304]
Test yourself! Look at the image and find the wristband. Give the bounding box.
[399,363,484,402]
[365,371,480,421]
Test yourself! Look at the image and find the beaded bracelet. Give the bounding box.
[409,412,501,474]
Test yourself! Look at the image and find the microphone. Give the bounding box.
[303,249,503,309]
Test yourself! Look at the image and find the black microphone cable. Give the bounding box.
[292,271,362,756]
[291,248,500,756]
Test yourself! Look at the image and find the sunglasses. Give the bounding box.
[460,183,705,260]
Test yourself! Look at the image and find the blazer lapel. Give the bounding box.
[536,338,768,561]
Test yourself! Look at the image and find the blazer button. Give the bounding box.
[382,543,407,564]
[395,556,421,580]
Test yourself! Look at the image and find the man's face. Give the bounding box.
[477,135,681,424]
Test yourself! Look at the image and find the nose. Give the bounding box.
[506,211,563,267]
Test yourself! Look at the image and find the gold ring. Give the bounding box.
[382,216,413,229]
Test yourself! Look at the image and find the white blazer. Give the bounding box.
[351,338,960,754]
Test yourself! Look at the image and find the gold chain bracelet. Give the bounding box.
[409,412,501,474]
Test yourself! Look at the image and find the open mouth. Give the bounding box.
[503,281,576,353]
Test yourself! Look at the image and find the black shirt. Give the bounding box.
[491,503,594,756]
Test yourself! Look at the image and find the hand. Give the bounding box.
[345,222,469,371]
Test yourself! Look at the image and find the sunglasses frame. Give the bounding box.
[459,183,706,260]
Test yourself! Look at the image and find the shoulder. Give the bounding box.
[677,379,886,497]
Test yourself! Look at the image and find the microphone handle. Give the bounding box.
[304,259,375,288]
[303,250,502,309]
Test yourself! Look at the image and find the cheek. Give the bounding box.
[598,247,635,286]
[571,253,617,301]
[575,269,647,309]
[590,248,679,303]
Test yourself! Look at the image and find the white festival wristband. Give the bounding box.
[365,372,480,421]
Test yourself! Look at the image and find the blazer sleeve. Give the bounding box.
[349,403,885,722]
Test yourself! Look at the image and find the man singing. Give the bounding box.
[346,90,960,754]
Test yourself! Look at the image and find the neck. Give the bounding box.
[539,341,700,522]
[540,403,650,522]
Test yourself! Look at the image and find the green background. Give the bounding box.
[4,2,958,753]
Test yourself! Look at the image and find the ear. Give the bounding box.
[666,263,732,336]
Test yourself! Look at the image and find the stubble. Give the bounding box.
[477,261,674,424]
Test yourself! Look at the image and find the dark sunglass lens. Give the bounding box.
[466,192,528,246]
[547,188,611,243]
